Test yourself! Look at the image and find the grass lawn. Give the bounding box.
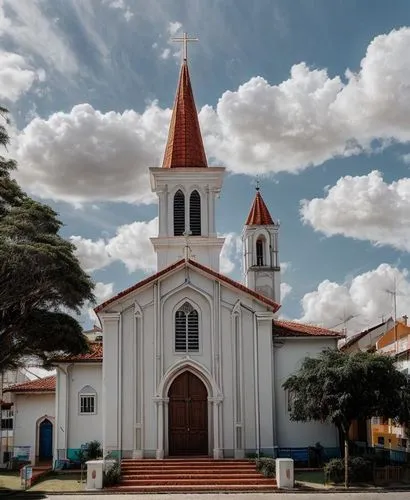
[0,471,21,491]
[295,470,325,485]
[30,472,85,492]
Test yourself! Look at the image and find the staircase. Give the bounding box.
[114,458,277,493]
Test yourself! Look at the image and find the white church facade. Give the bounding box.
[7,52,341,465]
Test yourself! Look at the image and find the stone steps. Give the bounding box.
[114,458,276,493]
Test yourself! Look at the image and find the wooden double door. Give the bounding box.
[168,371,208,456]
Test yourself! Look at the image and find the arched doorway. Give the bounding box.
[168,371,208,456]
[38,419,53,461]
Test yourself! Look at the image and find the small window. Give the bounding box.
[377,436,385,446]
[80,395,96,414]
[402,439,407,448]
[79,385,97,415]
[1,410,13,430]
[189,190,201,236]
[256,238,264,266]
[174,190,185,236]
[175,302,199,352]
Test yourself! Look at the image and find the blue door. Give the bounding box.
[39,419,53,460]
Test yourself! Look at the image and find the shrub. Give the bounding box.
[324,457,373,484]
[87,440,103,460]
[255,457,276,478]
[103,461,121,487]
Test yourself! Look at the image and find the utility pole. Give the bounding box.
[386,277,398,354]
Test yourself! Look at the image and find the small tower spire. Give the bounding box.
[162,33,207,169]
[242,185,281,304]
[245,186,275,226]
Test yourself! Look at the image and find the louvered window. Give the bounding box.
[175,302,199,352]
[174,190,185,236]
[189,190,201,236]
[256,238,264,266]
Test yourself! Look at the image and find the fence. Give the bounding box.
[351,442,410,466]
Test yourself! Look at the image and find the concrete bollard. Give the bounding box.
[275,458,294,488]
[86,460,104,490]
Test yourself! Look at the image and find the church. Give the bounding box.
[7,44,341,465]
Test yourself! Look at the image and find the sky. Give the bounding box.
[2,0,410,335]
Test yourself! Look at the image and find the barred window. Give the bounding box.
[174,190,185,236]
[256,238,264,266]
[175,302,199,352]
[79,385,97,415]
[189,190,201,236]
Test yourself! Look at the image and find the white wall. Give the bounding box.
[13,393,55,464]
[274,338,340,448]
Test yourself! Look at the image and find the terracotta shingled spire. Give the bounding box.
[245,187,275,226]
[162,60,208,168]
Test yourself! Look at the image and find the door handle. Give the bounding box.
[187,427,190,432]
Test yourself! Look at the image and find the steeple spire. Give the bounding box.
[162,37,208,169]
[245,187,274,226]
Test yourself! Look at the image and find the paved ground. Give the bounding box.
[4,492,409,500]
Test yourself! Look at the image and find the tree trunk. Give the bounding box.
[344,436,349,489]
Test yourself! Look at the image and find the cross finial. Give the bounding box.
[172,32,199,61]
[255,175,260,192]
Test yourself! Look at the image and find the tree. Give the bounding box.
[283,349,410,488]
[0,107,94,370]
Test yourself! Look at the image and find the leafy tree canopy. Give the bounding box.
[283,348,410,487]
[0,106,95,370]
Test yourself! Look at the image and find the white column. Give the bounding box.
[155,399,164,459]
[211,397,223,459]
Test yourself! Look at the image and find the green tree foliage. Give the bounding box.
[0,107,94,370]
[283,349,410,488]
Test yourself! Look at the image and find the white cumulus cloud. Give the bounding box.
[13,103,170,205]
[298,264,410,333]
[301,170,410,252]
[0,51,40,101]
[71,218,240,275]
[200,27,410,174]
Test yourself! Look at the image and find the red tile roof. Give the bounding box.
[5,375,56,393]
[95,258,280,314]
[1,400,13,409]
[162,61,208,168]
[245,190,275,226]
[340,320,388,350]
[52,342,103,362]
[273,320,342,338]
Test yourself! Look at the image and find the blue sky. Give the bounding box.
[2,0,410,333]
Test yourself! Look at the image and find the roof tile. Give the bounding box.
[53,342,103,362]
[273,320,342,338]
[5,375,56,393]
[245,190,275,226]
[162,61,208,168]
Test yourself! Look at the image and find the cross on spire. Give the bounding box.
[172,32,198,61]
[182,230,195,261]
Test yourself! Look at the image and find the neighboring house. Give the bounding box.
[9,55,343,466]
[4,376,56,465]
[342,317,410,450]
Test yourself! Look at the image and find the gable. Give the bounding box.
[95,259,280,315]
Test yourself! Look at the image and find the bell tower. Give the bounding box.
[150,33,225,271]
[242,186,281,303]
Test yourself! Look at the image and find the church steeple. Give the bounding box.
[162,60,208,169]
[242,186,281,304]
[149,34,225,272]
[245,187,274,226]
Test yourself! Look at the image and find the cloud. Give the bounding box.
[160,48,171,60]
[280,282,292,301]
[298,264,410,333]
[87,281,114,322]
[301,170,410,252]
[0,0,78,75]
[13,103,170,205]
[200,27,410,174]
[0,51,40,101]
[168,21,182,36]
[102,0,133,21]
[219,232,242,274]
[71,218,240,275]
[401,153,410,165]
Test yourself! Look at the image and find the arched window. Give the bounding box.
[175,302,199,352]
[174,190,185,236]
[256,238,264,266]
[79,385,97,415]
[189,190,201,236]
